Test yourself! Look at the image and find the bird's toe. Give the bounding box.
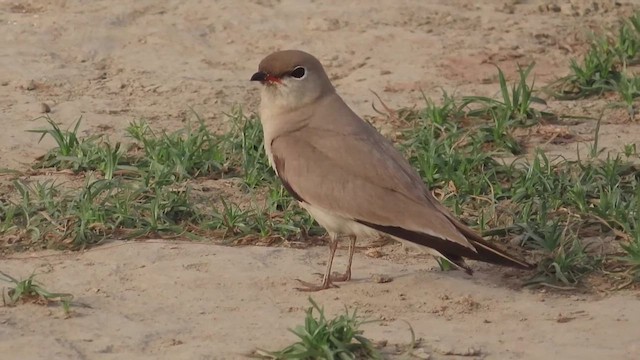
[294,278,339,292]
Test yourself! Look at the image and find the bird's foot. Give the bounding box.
[294,278,339,292]
[312,271,351,282]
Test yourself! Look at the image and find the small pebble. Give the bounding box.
[374,339,388,348]
[412,348,431,359]
[435,345,482,356]
[40,103,51,113]
[372,274,393,283]
[26,80,37,90]
[365,248,384,258]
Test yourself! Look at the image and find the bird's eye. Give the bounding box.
[290,66,306,79]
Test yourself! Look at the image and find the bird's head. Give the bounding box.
[251,50,334,111]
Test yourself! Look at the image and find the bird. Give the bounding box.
[250,49,533,291]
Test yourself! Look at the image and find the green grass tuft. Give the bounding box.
[256,297,382,360]
[548,10,640,120]
[1,270,73,314]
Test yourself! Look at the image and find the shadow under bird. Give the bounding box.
[250,49,534,291]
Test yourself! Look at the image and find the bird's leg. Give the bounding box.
[295,235,340,292]
[329,235,356,282]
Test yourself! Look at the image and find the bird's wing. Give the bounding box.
[270,119,475,250]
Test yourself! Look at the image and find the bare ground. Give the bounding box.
[1,0,640,359]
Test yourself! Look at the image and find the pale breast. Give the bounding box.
[259,108,279,174]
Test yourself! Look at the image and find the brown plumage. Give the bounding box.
[251,49,533,291]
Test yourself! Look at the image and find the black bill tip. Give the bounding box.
[250,71,268,82]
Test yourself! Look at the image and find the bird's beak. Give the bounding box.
[250,71,268,82]
[251,71,282,84]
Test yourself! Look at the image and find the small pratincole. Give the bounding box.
[250,49,533,291]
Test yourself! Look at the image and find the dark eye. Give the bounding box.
[290,66,306,79]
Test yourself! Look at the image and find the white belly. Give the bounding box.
[299,202,378,238]
[300,202,445,257]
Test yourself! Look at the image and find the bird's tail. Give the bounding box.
[444,219,534,274]
[357,219,534,275]
[442,236,534,275]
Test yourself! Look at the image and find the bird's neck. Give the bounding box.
[260,101,309,144]
[258,97,311,172]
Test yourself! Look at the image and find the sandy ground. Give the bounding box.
[1,0,640,359]
[2,242,640,360]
